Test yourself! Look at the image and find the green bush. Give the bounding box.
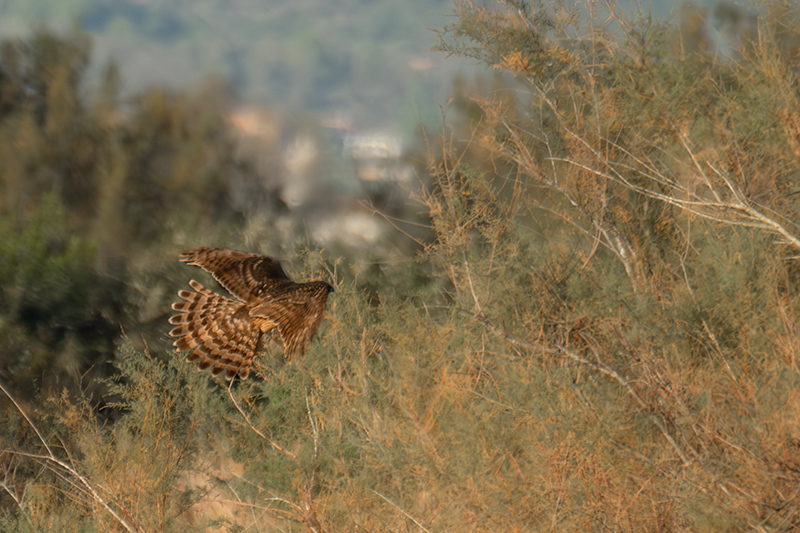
[0,190,123,398]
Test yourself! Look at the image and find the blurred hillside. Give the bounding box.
[0,0,470,133]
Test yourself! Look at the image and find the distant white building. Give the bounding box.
[344,132,402,161]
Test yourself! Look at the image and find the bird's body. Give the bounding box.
[169,247,332,379]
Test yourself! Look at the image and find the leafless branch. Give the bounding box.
[225,381,298,462]
[370,489,432,533]
[0,381,139,532]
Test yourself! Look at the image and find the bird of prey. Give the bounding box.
[168,247,333,379]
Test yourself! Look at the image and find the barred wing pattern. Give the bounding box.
[250,284,332,358]
[179,247,292,303]
[169,280,270,379]
[169,247,333,379]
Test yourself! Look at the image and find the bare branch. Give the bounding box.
[466,311,691,467]
[225,382,298,462]
[370,489,432,533]
[0,381,139,532]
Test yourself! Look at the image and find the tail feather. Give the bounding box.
[168,280,259,380]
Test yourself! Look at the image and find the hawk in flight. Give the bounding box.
[169,247,333,379]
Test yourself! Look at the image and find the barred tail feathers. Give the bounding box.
[168,280,259,379]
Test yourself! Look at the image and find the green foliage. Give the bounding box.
[0,29,262,402]
[0,190,123,398]
[0,191,93,318]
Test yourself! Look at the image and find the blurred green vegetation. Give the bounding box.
[0,0,461,131]
[4,1,800,531]
[0,28,280,402]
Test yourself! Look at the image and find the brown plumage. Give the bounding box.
[168,247,333,379]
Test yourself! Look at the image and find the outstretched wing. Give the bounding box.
[250,281,331,359]
[168,280,276,379]
[180,247,291,302]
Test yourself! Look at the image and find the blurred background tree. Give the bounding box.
[0,0,468,132]
[0,29,274,402]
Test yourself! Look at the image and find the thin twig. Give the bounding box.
[226,382,298,461]
[305,390,319,460]
[370,489,432,533]
[0,472,37,532]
